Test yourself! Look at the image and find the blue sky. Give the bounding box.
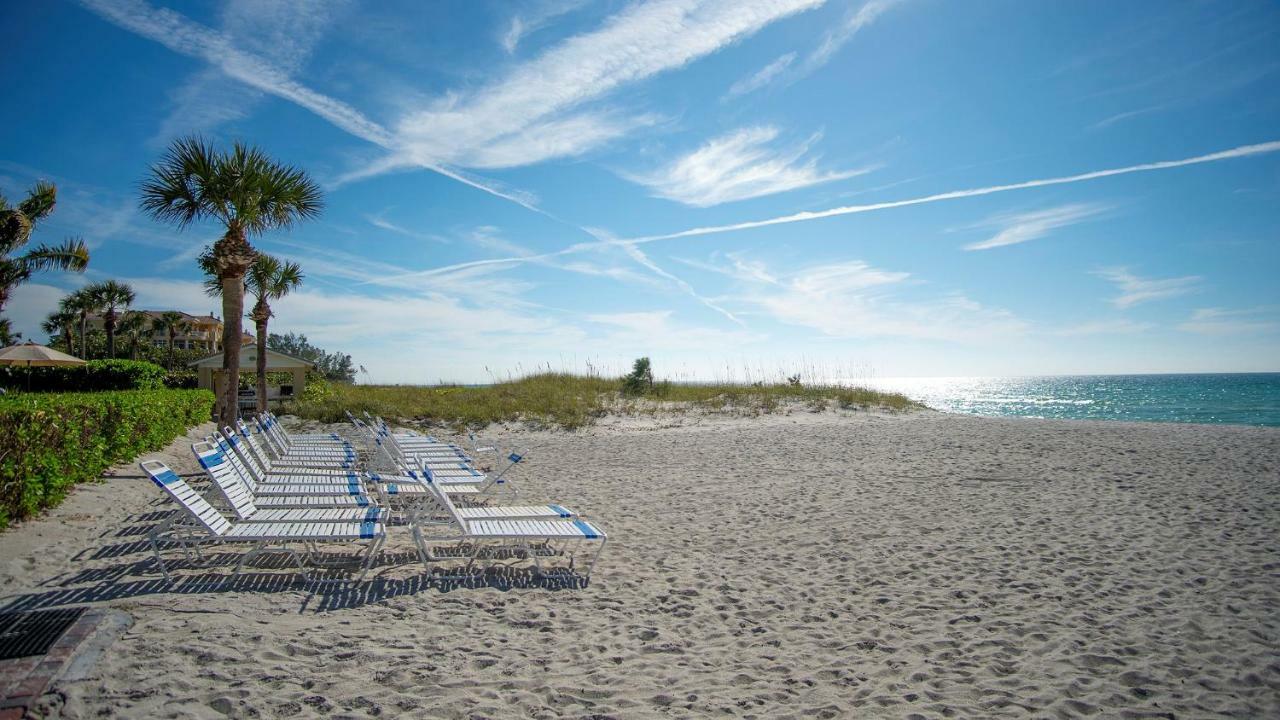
[3,0,1279,383]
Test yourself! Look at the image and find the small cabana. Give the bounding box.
[189,347,313,410]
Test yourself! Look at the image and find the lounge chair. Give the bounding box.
[194,442,385,523]
[141,460,386,584]
[196,440,380,507]
[228,424,356,474]
[241,419,357,467]
[203,436,374,500]
[411,472,606,584]
[261,412,352,447]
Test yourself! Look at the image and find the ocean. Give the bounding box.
[854,373,1280,427]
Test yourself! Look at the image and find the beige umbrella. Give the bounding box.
[0,342,86,390]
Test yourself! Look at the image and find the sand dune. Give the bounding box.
[2,410,1277,718]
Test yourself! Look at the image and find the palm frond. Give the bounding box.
[86,279,136,311]
[140,136,222,229]
[19,237,90,274]
[17,181,57,224]
[0,210,33,255]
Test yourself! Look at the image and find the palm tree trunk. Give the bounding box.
[79,315,87,358]
[168,332,175,370]
[63,323,74,353]
[104,311,117,358]
[219,275,248,424]
[213,228,256,426]
[255,314,269,414]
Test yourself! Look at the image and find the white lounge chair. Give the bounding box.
[141,460,386,584]
[226,424,357,476]
[261,412,352,447]
[196,440,380,509]
[411,472,606,584]
[202,436,374,501]
[240,419,357,467]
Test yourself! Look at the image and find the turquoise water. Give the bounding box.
[855,373,1280,427]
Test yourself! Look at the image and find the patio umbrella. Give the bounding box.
[0,342,86,390]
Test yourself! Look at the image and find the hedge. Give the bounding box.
[0,359,167,392]
[0,388,214,528]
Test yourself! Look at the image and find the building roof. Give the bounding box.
[188,346,314,369]
[87,309,222,323]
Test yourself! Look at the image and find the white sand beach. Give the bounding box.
[2,409,1278,718]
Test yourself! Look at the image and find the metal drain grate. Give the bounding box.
[0,608,87,660]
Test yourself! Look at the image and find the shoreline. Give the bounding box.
[2,410,1277,717]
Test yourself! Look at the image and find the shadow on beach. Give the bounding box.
[2,510,591,617]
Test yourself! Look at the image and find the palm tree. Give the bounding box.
[41,307,78,352]
[246,254,303,412]
[0,182,91,315]
[61,288,97,358]
[151,311,188,369]
[86,279,135,358]
[140,137,323,424]
[117,310,148,360]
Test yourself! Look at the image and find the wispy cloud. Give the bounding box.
[622,140,1280,244]
[1094,267,1200,309]
[631,126,872,207]
[724,52,796,98]
[724,0,898,98]
[599,231,745,325]
[750,260,1025,341]
[151,0,346,145]
[499,0,589,54]
[587,311,762,349]
[388,0,825,171]
[83,0,824,215]
[364,213,447,243]
[806,0,899,72]
[680,254,1026,341]
[1089,104,1166,131]
[1050,318,1153,336]
[674,252,781,285]
[1177,307,1280,335]
[367,139,1280,293]
[80,0,544,212]
[962,203,1108,251]
[80,0,391,144]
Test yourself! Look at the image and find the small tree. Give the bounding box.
[41,307,77,352]
[246,254,303,412]
[151,311,188,369]
[622,356,654,395]
[62,288,97,358]
[86,279,135,358]
[117,310,148,359]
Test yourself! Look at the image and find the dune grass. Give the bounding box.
[286,372,921,430]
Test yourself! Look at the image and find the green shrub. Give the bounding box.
[0,388,214,528]
[621,357,654,396]
[163,369,199,389]
[0,359,167,392]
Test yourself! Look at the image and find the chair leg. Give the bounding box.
[148,530,172,583]
[583,537,607,584]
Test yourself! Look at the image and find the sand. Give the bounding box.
[1,409,1278,718]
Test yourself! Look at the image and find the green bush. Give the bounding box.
[163,369,199,389]
[621,357,654,396]
[0,359,167,392]
[0,388,214,528]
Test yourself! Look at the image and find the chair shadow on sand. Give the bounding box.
[4,512,592,617]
